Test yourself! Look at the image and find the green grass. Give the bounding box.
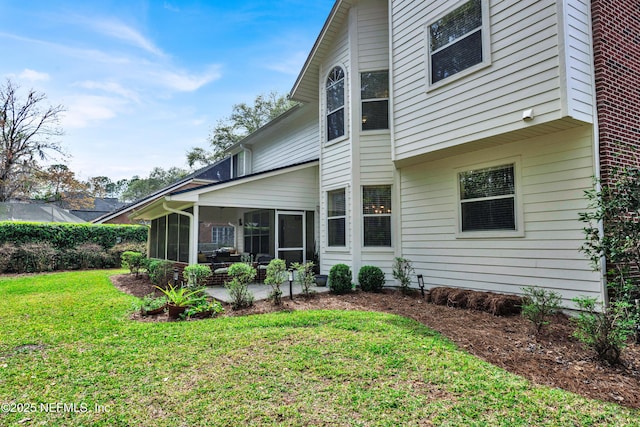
[0,270,638,426]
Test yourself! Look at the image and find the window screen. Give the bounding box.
[363,185,391,246]
[328,189,346,246]
[361,71,389,130]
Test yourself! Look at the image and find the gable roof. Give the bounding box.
[290,0,352,103]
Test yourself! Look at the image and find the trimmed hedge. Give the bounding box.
[0,221,148,250]
[0,222,148,274]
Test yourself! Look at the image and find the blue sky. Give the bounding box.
[0,0,333,181]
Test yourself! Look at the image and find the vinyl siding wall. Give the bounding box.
[399,125,602,305]
[251,105,320,173]
[391,0,594,161]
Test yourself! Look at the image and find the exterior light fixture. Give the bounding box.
[173,267,180,286]
[288,269,294,300]
[417,274,425,297]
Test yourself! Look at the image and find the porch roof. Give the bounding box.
[131,160,319,220]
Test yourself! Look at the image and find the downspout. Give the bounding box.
[162,202,196,265]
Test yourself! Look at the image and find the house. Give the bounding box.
[132,0,640,307]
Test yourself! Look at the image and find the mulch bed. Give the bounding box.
[111,273,640,409]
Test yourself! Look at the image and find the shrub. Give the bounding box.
[225,262,256,309]
[184,299,224,319]
[109,241,147,266]
[328,264,352,294]
[183,264,213,289]
[572,294,638,365]
[264,258,287,305]
[148,259,175,286]
[69,243,112,270]
[0,221,147,250]
[133,293,167,316]
[121,251,147,277]
[0,243,17,273]
[392,257,414,294]
[521,286,562,334]
[358,265,385,292]
[292,261,316,298]
[13,242,58,273]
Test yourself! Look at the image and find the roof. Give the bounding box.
[290,0,352,103]
[0,202,85,223]
[91,159,230,224]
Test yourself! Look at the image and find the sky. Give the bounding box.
[0,0,333,181]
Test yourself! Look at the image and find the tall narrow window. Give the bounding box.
[361,71,389,131]
[232,151,245,178]
[362,185,392,246]
[429,0,487,84]
[459,164,516,232]
[326,66,345,141]
[327,189,346,246]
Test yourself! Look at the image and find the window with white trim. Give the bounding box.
[459,164,516,232]
[212,225,235,250]
[326,66,345,141]
[362,185,391,246]
[232,151,245,178]
[327,188,346,246]
[428,0,488,85]
[361,70,389,131]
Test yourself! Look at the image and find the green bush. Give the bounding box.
[521,286,562,334]
[121,251,147,277]
[328,264,353,294]
[392,257,414,294]
[264,258,287,305]
[0,243,17,273]
[358,265,385,292]
[13,242,58,273]
[183,264,213,289]
[572,294,638,365]
[70,243,113,270]
[225,262,256,309]
[109,241,147,266]
[148,259,175,286]
[0,221,148,250]
[292,261,316,298]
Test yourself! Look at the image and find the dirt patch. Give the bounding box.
[110,274,640,409]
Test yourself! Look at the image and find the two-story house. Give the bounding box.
[133,0,640,306]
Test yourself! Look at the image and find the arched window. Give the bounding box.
[326,66,345,141]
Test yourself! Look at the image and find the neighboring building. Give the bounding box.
[0,202,85,223]
[69,198,127,222]
[132,0,640,307]
[93,159,232,225]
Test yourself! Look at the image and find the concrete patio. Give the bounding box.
[204,282,330,303]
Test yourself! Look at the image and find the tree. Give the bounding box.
[120,166,188,202]
[87,176,113,199]
[33,164,93,209]
[0,79,65,201]
[186,92,296,168]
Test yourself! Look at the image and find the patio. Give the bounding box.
[204,282,330,303]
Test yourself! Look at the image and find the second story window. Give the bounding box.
[232,151,245,178]
[428,0,489,85]
[326,66,345,141]
[361,71,389,131]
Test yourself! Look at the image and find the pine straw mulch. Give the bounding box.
[111,273,640,410]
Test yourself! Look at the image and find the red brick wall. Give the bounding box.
[592,0,640,184]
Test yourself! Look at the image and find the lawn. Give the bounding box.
[0,270,638,426]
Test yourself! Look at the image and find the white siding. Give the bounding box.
[562,0,595,122]
[251,105,319,173]
[197,166,319,211]
[391,0,594,162]
[399,125,601,306]
[358,0,389,70]
[360,133,394,183]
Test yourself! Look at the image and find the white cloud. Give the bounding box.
[264,50,308,75]
[86,18,166,58]
[163,2,181,13]
[61,95,126,128]
[153,65,222,92]
[18,68,50,82]
[75,80,140,102]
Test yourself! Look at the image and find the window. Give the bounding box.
[212,225,235,249]
[361,71,389,131]
[428,0,488,85]
[362,186,392,246]
[327,189,346,246]
[244,210,273,255]
[326,66,345,141]
[459,164,516,232]
[232,151,245,178]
